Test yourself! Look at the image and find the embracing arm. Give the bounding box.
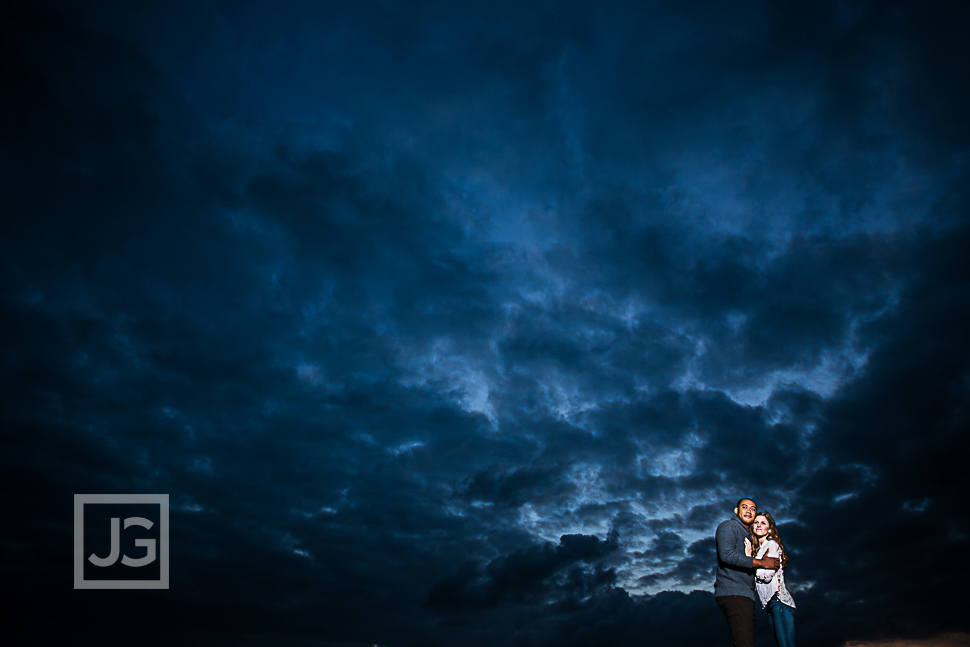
[755,541,781,579]
[716,523,756,570]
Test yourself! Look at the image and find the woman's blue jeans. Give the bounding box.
[766,596,796,647]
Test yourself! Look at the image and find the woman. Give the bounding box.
[751,512,796,647]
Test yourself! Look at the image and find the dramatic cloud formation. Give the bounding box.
[2,1,968,645]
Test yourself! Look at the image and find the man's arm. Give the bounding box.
[755,541,780,582]
[753,545,780,571]
[716,523,781,570]
[716,523,757,570]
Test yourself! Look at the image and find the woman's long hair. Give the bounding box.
[751,512,788,568]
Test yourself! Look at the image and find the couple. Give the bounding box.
[714,498,797,647]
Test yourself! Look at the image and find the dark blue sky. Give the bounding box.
[3,1,969,645]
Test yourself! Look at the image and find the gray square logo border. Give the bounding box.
[74,494,169,589]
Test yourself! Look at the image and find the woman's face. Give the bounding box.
[752,515,770,538]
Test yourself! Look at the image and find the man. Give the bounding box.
[715,498,780,647]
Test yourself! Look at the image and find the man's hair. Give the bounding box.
[735,498,757,510]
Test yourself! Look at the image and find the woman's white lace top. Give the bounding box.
[755,539,796,609]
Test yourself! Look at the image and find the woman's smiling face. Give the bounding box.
[752,515,770,538]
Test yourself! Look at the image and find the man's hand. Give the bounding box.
[753,555,780,570]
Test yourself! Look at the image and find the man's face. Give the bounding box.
[734,499,757,526]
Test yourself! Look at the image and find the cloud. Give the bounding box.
[426,531,619,610]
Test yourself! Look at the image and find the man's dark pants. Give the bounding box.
[716,595,755,647]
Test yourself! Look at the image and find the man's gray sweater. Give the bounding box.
[714,515,756,600]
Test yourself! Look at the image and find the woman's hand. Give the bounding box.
[744,537,752,557]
